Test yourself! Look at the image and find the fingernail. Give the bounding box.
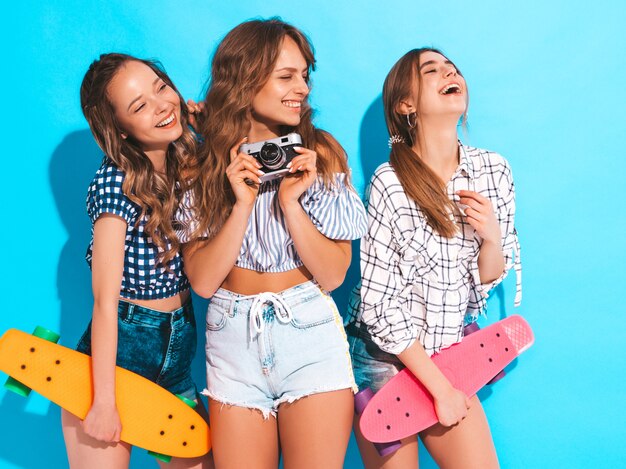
[258,170,265,175]
[286,162,292,168]
[293,146,302,150]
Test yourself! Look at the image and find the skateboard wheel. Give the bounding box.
[376,440,403,457]
[176,394,198,409]
[148,450,172,463]
[354,388,374,414]
[487,369,506,385]
[355,388,403,457]
[4,376,32,397]
[32,326,60,343]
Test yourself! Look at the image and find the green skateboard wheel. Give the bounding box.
[148,450,172,463]
[4,376,31,397]
[176,394,198,409]
[32,326,60,343]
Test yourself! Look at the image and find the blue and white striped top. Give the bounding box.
[176,173,367,272]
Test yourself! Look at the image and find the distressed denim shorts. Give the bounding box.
[203,281,357,418]
[346,323,405,394]
[76,298,198,400]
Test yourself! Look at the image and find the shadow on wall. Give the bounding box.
[0,130,102,468]
[332,95,389,316]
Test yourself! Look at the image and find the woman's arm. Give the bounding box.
[183,201,254,297]
[398,341,471,427]
[456,190,505,283]
[278,146,351,291]
[82,214,126,442]
[281,200,351,291]
[183,141,261,298]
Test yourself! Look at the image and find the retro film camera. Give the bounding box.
[240,133,302,183]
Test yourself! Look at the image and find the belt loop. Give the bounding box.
[123,300,134,323]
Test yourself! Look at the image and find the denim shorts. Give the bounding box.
[203,281,357,418]
[76,298,198,400]
[346,323,405,394]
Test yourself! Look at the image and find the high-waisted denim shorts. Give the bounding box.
[346,323,405,394]
[76,298,198,400]
[203,281,356,418]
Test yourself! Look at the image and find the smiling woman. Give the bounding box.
[174,18,367,469]
[347,48,522,469]
[61,53,213,469]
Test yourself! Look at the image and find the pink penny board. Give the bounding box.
[360,315,534,443]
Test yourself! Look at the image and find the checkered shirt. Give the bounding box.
[347,144,522,356]
[85,158,190,300]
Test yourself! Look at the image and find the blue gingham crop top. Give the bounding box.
[85,158,190,300]
[176,173,367,272]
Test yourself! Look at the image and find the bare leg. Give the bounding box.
[278,389,353,469]
[208,398,279,469]
[61,409,131,469]
[352,412,418,469]
[159,398,215,469]
[420,395,499,469]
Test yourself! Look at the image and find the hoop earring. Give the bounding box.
[406,112,416,129]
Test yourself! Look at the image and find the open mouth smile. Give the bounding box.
[156,112,176,128]
[282,100,302,110]
[439,83,463,95]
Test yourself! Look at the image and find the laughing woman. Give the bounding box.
[62,53,211,469]
[176,19,367,469]
[347,48,522,468]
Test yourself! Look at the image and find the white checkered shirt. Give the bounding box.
[347,144,521,356]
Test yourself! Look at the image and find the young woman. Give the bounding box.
[62,53,212,469]
[176,19,367,469]
[347,48,522,468]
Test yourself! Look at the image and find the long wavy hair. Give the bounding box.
[190,18,351,239]
[383,48,468,238]
[80,53,197,266]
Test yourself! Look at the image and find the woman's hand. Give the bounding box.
[227,137,263,207]
[433,385,472,427]
[82,401,122,443]
[186,99,204,132]
[278,146,317,207]
[456,190,501,245]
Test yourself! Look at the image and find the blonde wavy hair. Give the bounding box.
[80,53,197,266]
[189,18,351,240]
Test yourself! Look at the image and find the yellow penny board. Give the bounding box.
[0,328,210,458]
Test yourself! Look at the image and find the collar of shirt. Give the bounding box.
[457,142,477,180]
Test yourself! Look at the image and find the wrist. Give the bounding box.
[92,393,117,408]
[278,198,301,213]
[426,375,456,400]
[481,237,502,248]
[233,199,255,211]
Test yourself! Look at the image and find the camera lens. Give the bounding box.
[259,142,286,170]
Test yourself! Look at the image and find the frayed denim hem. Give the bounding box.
[201,388,275,420]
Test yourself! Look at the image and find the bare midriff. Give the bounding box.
[121,288,191,313]
[221,265,313,295]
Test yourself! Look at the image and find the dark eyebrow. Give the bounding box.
[419,59,454,71]
[126,76,161,112]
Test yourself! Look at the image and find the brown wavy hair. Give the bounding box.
[190,18,351,240]
[383,48,468,238]
[80,53,197,266]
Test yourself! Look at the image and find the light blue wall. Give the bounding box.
[1,1,624,467]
